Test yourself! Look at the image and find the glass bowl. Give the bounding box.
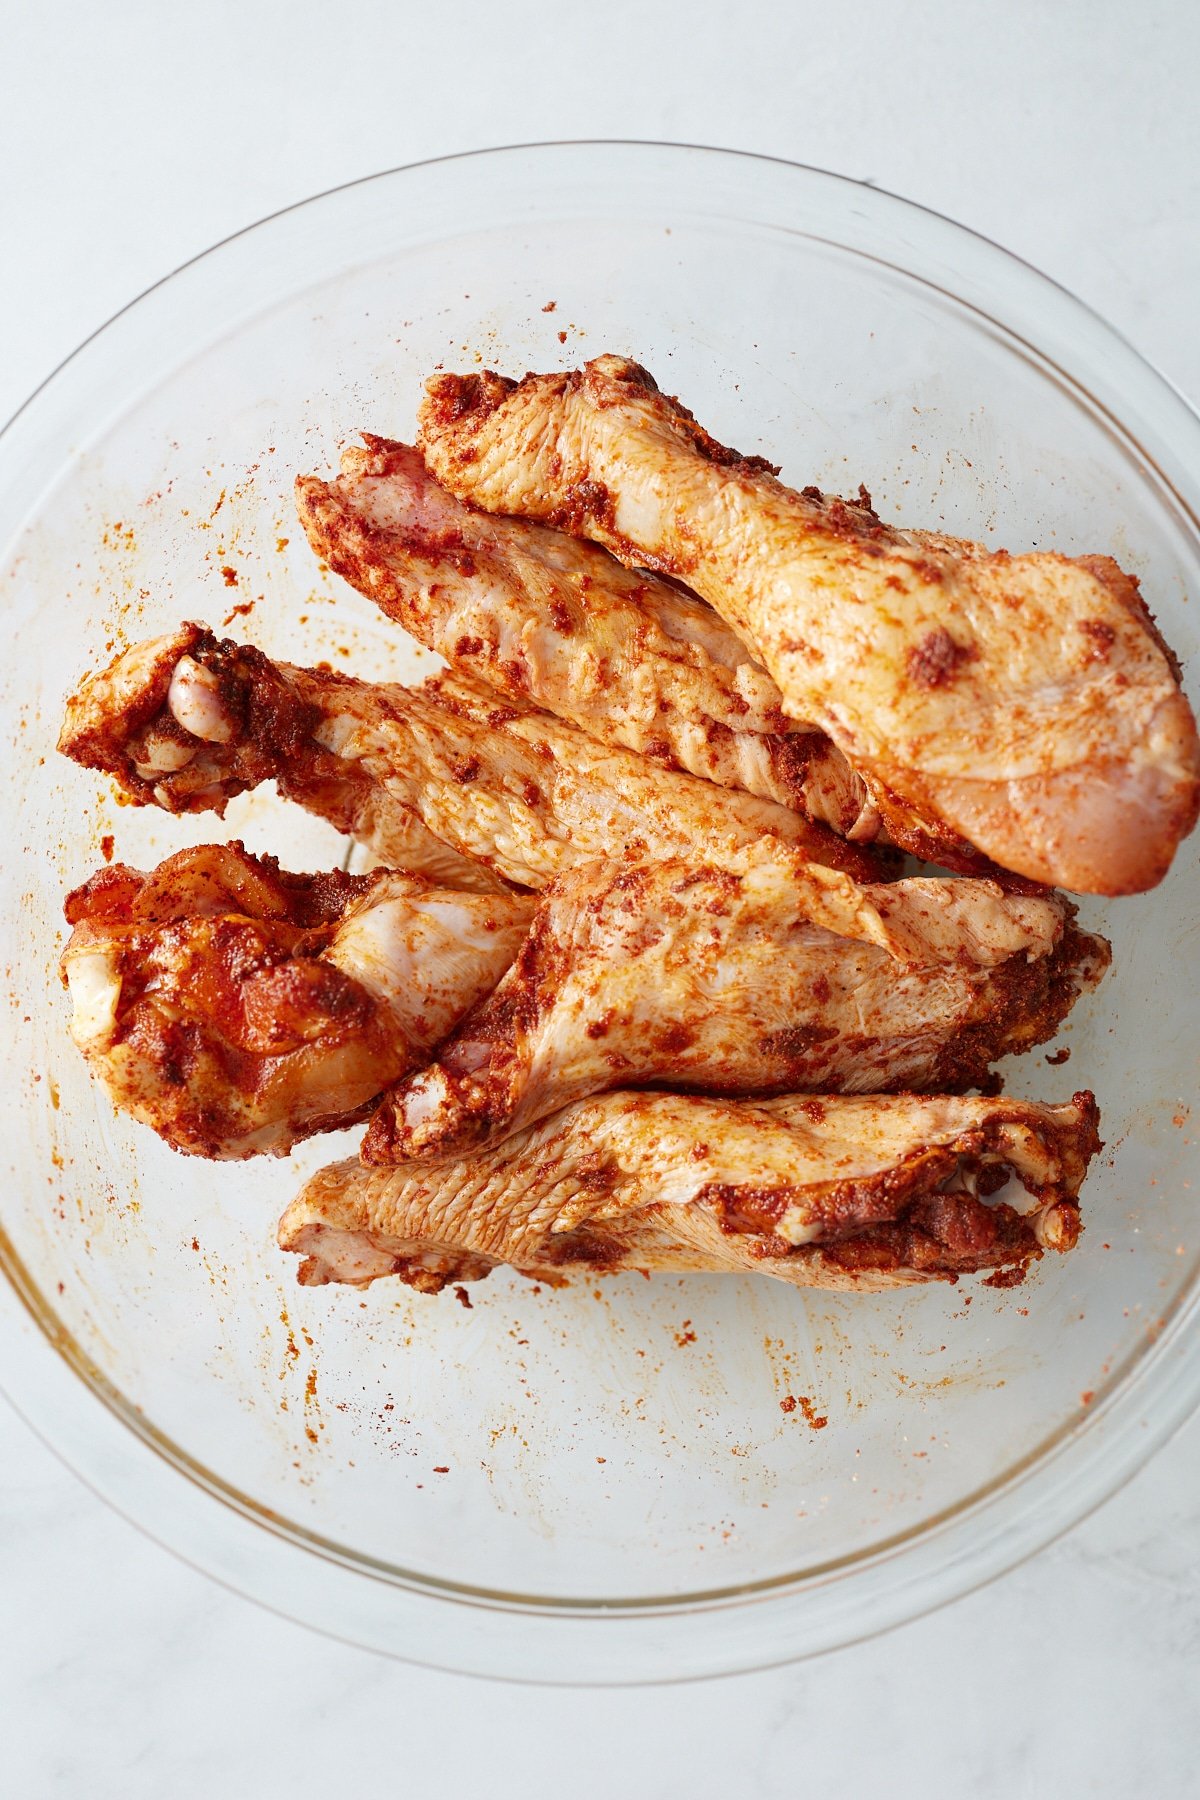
[2,141,1198,1684]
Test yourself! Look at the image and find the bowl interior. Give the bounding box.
[1,147,1197,1655]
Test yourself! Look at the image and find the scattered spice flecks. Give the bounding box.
[220,564,238,587]
[454,1285,473,1310]
[675,1320,696,1347]
[542,300,557,313]
[1080,1390,1095,1406]
[99,834,114,863]
[303,1366,321,1446]
[781,1394,828,1429]
[433,1466,450,1475]
[222,599,255,625]
[1046,1046,1071,1065]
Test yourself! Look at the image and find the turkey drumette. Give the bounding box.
[59,624,882,889]
[363,844,1107,1163]
[61,842,531,1157]
[417,354,1200,895]
[282,1089,1101,1294]
[296,436,877,840]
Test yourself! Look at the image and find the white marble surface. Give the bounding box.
[3,1,1199,1791]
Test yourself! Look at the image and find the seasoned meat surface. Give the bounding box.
[418,354,1200,894]
[61,842,531,1157]
[59,624,884,889]
[296,436,877,839]
[363,845,1108,1162]
[282,1089,1101,1293]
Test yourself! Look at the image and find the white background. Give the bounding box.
[3,2,1199,1793]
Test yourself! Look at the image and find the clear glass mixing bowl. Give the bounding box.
[1,142,1198,1684]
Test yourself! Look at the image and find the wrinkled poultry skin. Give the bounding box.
[296,436,877,840]
[58,624,884,889]
[282,1089,1101,1294]
[362,844,1108,1163]
[61,842,531,1157]
[417,354,1200,895]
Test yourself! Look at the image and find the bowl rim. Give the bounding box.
[3,137,1199,1683]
